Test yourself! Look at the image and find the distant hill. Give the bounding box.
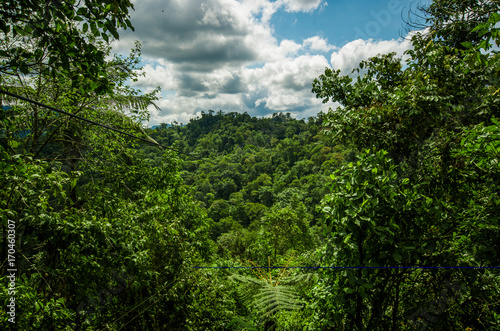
[150,124,170,129]
[139,110,350,230]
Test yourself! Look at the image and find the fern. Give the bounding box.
[230,271,316,318]
[229,257,317,329]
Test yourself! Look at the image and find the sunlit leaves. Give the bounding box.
[310,1,500,328]
[0,0,135,93]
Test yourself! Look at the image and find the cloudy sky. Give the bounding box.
[111,0,431,126]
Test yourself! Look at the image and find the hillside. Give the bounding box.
[140,111,350,257]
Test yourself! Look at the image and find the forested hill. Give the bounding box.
[140,111,350,240]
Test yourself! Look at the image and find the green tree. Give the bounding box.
[255,207,313,262]
[0,0,135,93]
[407,0,499,49]
[310,1,500,329]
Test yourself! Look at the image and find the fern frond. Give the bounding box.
[229,273,305,318]
[107,94,161,112]
[278,272,318,287]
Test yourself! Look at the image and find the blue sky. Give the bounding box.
[273,0,417,45]
[112,0,431,125]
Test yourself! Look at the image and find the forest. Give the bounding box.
[1,0,499,330]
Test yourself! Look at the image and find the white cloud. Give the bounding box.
[279,39,303,56]
[133,63,177,92]
[303,36,337,52]
[133,52,331,123]
[245,54,330,111]
[113,0,330,68]
[112,0,265,72]
[241,0,280,23]
[281,0,327,13]
[330,37,413,74]
[112,0,420,125]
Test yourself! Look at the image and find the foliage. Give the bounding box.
[310,1,500,329]
[2,0,499,329]
[229,259,317,330]
[0,0,135,93]
[0,10,221,329]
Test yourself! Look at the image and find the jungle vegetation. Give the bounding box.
[1,0,499,330]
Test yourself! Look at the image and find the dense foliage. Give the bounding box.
[309,1,500,329]
[1,0,499,330]
[0,0,135,93]
[144,111,347,241]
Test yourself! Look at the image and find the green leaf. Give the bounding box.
[363,282,374,289]
[358,285,367,298]
[108,25,120,39]
[461,41,473,49]
[472,23,486,33]
[490,12,500,24]
[393,251,402,263]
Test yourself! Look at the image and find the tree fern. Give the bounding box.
[229,272,316,319]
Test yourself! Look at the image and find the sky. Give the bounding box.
[111,0,432,126]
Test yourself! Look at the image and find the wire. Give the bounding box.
[0,88,201,159]
[193,266,500,269]
[111,278,178,330]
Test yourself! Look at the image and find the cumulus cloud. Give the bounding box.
[133,63,177,92]
[330,37,413,74]
[111,0,333,124]
[114,0,330,70]
[279,39,303,56]
[247,55,330,111]
[112,0,416,125]
[113,0,266,72]
[303,36,337,52]
[131,51,331,122]
[281,0,327,13]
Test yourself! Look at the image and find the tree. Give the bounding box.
[0,0,135,93]
[0,2,229,329]
[2,41,158,154]
[253,207,313,262]
[405,0,499,50]
[317,150,438,329]
[310,1,500,329]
